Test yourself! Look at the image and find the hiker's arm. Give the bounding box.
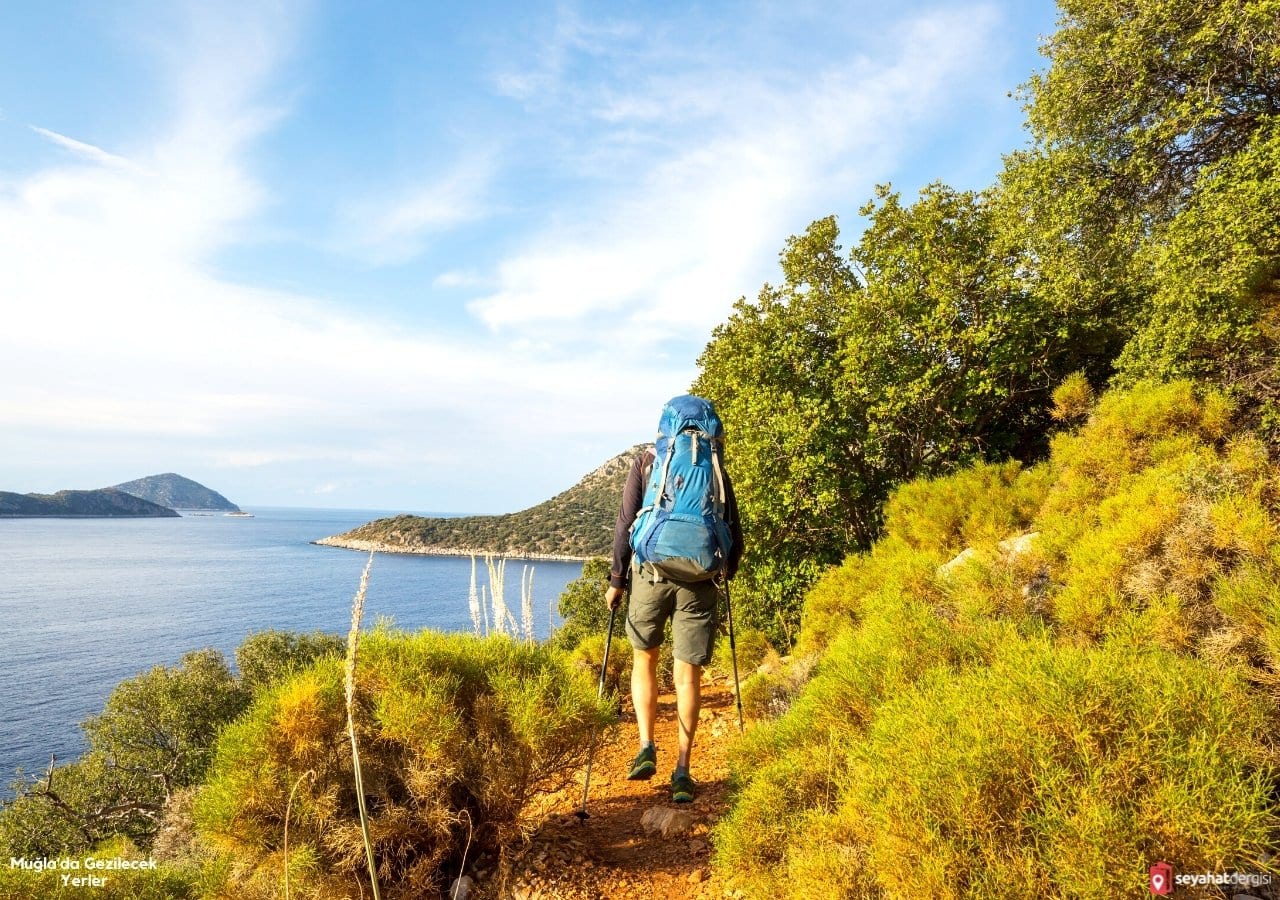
[608,451,649,594]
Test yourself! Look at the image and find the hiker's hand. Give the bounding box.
[605,585,624,610]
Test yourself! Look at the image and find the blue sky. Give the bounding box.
[0,0,1059,513]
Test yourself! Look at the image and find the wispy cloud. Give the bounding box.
[0,0,1028,510]
[467,4,1005,352]
[333,153,497,264]
[29,126,142,172]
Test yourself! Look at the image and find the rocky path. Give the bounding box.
[472,675,741,899]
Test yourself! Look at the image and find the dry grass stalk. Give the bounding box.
[486,554,512,635]
[468,555,482,635]
[345,551,382,900]
[521,565,535,641]
[283,769,315,900]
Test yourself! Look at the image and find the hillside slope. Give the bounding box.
[112,473,240,511]
[316,445,648,559]
[0,488,181,518]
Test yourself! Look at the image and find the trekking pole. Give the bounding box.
[576,600,618,821]
[723,578,744,734]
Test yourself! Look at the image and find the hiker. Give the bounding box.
[604,394,743,804]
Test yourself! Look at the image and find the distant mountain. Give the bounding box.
[0,488,180,518]
[316,445,648,560]
[112,473,240,511]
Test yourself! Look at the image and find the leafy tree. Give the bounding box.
[235,628,345,693]
[552,556,614,649]
[846,183,1060,471]
[694,217,868,646]
[695,198,1093,646]
[1001,0,1280,396]
[1024,0,1280,214]
[0,650,249,855]
[1115,122,1280,399]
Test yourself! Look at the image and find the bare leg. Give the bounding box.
[632,647,660,746]
[673,659,702,770]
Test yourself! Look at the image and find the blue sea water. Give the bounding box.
[0,508,584,786]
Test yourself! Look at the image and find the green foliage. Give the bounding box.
[85,650,249,797]
[710,627,776,680]
[551,557,614,650]
[194,629,612,898]
[1051,371,1094,422]
[882,460,1048,560]
[1115,121,1280,398]
[1024,0,1280,214]
[0,650,250,857]
[235,629,345,693]
[842,640,1275,899]
[1003,0,1280,407]
[694,203,1082,646]
[693,216,866,646]
[718,381,1280,898]
[568,631,632,695]
[848,184,1060,468]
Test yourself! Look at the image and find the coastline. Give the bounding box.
[311,535,590,562]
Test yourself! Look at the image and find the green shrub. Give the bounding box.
[710,626,777,679]
[0,650,250,858]
[569,630,632,695]
[844,639,1276,899]
[718,381,1280,897]
[550,557,614,651]
[884,459,1048,559]
[720,637,1277,899]
[234,630,345,694]
[194,629,611,898]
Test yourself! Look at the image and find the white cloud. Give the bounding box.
[29,127,142,172]
[0,1,1023,510]
[334,154,497,264]
[467,5,1005,350]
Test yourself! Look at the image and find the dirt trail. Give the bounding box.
[476,675,741,899]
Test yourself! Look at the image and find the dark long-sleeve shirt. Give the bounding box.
[609,447,744,588]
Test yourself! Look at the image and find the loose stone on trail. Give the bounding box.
[641,806,695,837]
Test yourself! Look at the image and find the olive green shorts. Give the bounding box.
[626,561,720,666]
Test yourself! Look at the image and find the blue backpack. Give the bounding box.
[629,395,733,582]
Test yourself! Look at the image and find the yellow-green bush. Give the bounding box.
[844,639,1275,899]
[711,626,777,678]
[717,381,1280,898]
[884,459,1049,559]
[569,630,632,694]
[194,629,611,899]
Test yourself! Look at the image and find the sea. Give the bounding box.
[0,507,584,788]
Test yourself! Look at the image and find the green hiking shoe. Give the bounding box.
[671,771,696,803]
[627,745,657,781]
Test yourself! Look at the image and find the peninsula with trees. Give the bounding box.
[315,445,646,559]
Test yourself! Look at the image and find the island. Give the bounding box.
[112,473,241,511]
[315,445,647,559]
[0,488,181,518]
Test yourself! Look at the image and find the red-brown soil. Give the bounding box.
[470,674,741,899]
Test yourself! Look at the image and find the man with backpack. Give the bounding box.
[604,394,743,804]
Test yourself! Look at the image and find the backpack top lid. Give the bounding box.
[657,394,723,441]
